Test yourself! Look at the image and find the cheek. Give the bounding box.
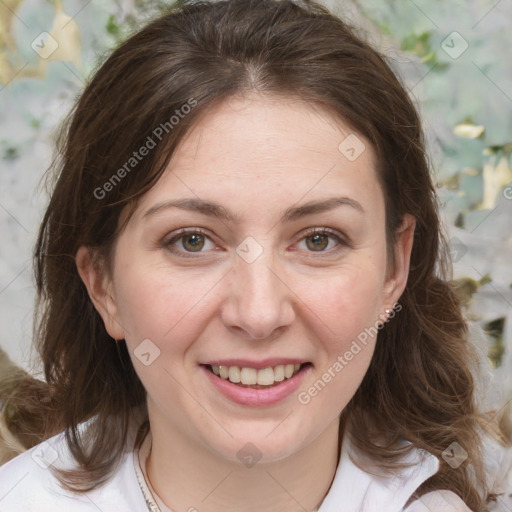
[296,267,382,412]
[297,262,385,339]
[113,258,223,346]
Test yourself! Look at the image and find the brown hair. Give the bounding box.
[0,0,500,508]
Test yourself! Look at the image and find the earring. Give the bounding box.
[377,309,390,328]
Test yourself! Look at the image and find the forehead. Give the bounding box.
[133,94,383,220]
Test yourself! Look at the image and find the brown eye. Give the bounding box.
[305,233,329,251]
[182,233,205,252]
[295,228,348,254]
[165,229,216,256]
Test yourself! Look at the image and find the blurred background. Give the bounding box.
[1,0,511,499]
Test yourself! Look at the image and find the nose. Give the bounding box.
[220,249,295,340]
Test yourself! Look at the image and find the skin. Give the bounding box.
[77,94,415,512]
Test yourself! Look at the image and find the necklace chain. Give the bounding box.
[134,433,164,512]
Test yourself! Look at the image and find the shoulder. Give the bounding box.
[0,428,146,511]
[403,490,474,511]
[318,429,443,512]
[0,431,88,511]
[318,427,477,512]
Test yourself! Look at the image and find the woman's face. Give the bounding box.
[79,94,414,464]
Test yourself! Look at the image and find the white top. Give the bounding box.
[0,422,472,512]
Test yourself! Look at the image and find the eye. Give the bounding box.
[296,228,348,253]
[165,229,217,255]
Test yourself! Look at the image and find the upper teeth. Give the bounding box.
[211,364,302,386]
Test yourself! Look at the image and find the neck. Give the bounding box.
[145,415,341,512]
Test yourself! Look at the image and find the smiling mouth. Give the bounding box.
[204,363,311,389]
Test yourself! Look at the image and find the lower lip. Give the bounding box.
[201,365,310,407]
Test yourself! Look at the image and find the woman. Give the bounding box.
[0,0,499,510]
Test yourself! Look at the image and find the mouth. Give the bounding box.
[202,362,312,389]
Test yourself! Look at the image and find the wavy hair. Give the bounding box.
[0,0,501,509]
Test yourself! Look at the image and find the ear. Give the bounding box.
[75,246,125,340]
[382,214,416,306]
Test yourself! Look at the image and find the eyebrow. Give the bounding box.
[281,196,364,222]
[144,198,237,222]
[143,196,365,223]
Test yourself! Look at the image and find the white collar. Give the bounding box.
[318,431,439,512]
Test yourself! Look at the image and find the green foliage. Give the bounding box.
[485,317,505,367]
[400,30,447,69]
[356,0,512,367]
[106,15,120,37]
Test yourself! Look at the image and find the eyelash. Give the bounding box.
[163,227,349,258]
[294,228,349,254]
